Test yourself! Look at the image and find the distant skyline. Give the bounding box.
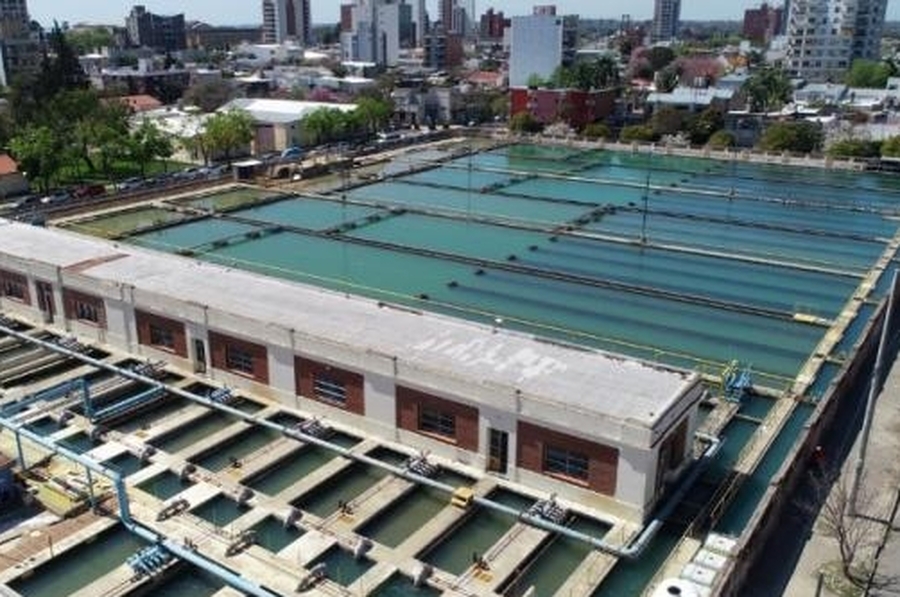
[26,0,900,28]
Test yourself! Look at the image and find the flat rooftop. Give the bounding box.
[0,219,696,430]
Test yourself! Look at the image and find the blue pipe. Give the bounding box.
[0,415,277,597]
[0,321,719,558]
[92,387,165,424]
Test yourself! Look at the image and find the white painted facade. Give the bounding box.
[0,220,704,521]
[508,15,563,88]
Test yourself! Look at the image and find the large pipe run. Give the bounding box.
[0,321,720,559]
[0,414,278,597]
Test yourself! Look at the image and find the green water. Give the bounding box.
[9,526,145,597]
[103,451,147,477]
[192,427,280,471]
[141,565,224,597]
[714,403,815,536]
[371,574,441,596]
[244,446,338,496]
[25,417,59,436]
[249,515,304,552]
[308,546,374,587]
[232,196,381,231]
[177,187,274,211]
[292,462,388,518]
[503,517,611,597]
[590,525,684,597]
[420,490,533,576]
[191,494,249,527]
[738,394,775,420]
[137,470,194,500]
[834,302,878,357]
[58,432,100,454]
[66,207,186,239]
[358,471,473,548]
[118,145,900,383]
[149,411,234,454]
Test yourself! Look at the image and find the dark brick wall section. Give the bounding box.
[209,331,269,384]
[517,420,619,496]
[396,385,479,451]
[295,356,365,415]
[62,288,106,328]
[135,309,187,357]
[0,269,30,305]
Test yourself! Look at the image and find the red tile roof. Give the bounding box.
[0,154,20,176]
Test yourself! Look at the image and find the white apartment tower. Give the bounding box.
[651,0,681,42]
[261,0,311,45]
[787,0,888,81]
[341,0,402,66]
[508,14,563,88]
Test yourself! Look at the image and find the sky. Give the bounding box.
[27,0,900,29]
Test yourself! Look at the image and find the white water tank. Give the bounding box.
[693,548,727,571]
[651,579,701,597]
[704,532,738,556]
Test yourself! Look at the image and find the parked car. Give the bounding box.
[281,146,303,159]
[40,190,70,205]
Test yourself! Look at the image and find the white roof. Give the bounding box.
[0,220,698,438]
[220,98,358,124]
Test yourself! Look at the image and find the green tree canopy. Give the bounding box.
[65,27,114,55]
[509,112,543,133]
[183,79,235,113]
[647,46,676,72]
[128,119,174,177]
[827,138,882,159]
[744,67,792,113]
[10,125,65,193]
[707,130,735,149]
[758,121,823,154]
[688,107,725,145]
[550,56,621,91]
[202,110,255,164]
[619,124,658,143]
[880,135,900,157]
[845,60,895,88]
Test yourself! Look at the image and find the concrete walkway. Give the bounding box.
[784,348,900,596]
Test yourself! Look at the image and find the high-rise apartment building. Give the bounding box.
[261,0,311,45]
[743,3,784,44]
[786,0,887,81]
[340,0,404,66]
[651,0,681,42]
[0,0,39,86]
[126,5,187,51]
[508,13,563,88]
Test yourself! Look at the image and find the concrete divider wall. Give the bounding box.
[712,293,900,595]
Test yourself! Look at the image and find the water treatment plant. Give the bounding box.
[0,138,898,596]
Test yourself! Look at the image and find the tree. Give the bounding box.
[651,106,685,137]
[183,79,235,113]
[688,107,725,145]
[845,59,893,88]
[656,66,680,93]
[758,121,823,154]
[619,124,658,143]
[129,119,174,177]
[647,46,676,72]
[744,67,792,112]
[355,96,393,133]
[582,122,612,140]
[202,110,255,165]
[66,27,113,55]
[881,135,900,157]
[9,125,64,193]
[509,112,543,133]
[707,130,735,149]
[526,73,545,89]
[828,138,882,159]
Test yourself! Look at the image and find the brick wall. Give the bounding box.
[517,420,619,496]
[209,331,269,384]
[135,309,188,357]
[396,385,479,451]
[295,356,365,415]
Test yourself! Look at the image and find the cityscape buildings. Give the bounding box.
[786,0,888,81]
[125,5,186,51]
[260,0,311,45]
[651,0,681,42]
[0,0,38,87]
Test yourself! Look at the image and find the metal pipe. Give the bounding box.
[0,322,720,558]
[0,414,278,597]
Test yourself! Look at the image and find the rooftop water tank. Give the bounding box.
[651,579,701,597]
